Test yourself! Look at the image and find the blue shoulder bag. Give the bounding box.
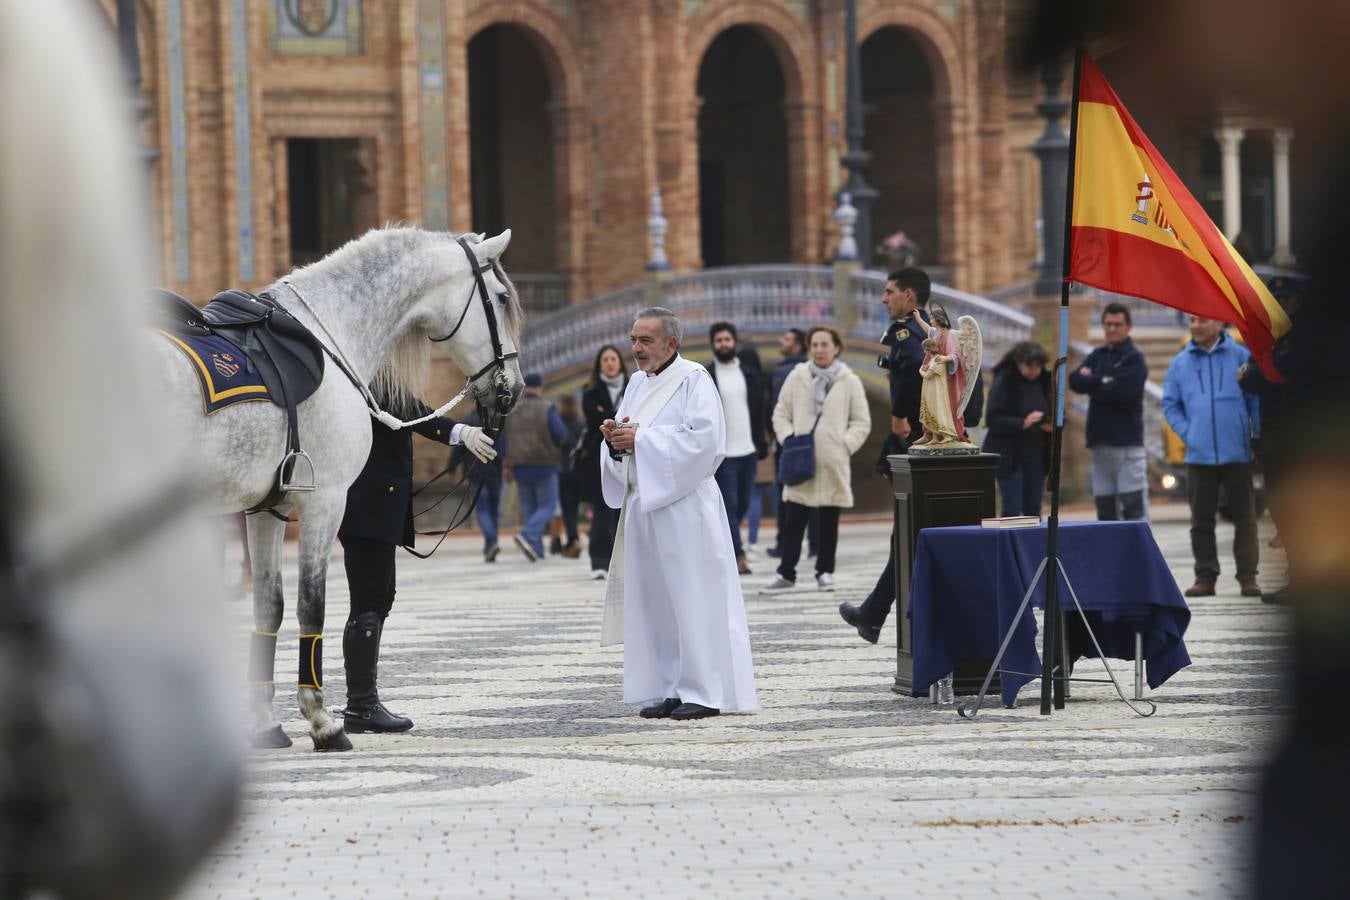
[777,413,822,486]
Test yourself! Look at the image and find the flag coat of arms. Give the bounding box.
[1068,54,1292,378]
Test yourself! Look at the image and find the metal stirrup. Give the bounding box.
[278,449,316,493]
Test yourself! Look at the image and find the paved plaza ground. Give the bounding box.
[182,507,1289,899]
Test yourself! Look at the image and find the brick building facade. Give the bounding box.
[100,0,1061,307]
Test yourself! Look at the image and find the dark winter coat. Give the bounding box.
[339,396,456,547]
[1068,337,1148,447]
[982,367,1053,475]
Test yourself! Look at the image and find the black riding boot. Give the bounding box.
[343,611,412,733]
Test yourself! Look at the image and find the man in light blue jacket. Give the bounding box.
[1162,315,1262,598]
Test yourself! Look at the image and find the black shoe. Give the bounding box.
[484,541,499,563]
[343,612,413,734]
[639,697,682,719]
[1261,586,1292,606]
[765,546,781,558]
[345,701,413,734]
[550,536,564,556]
[670,702,719,720]
[838,602,882,644]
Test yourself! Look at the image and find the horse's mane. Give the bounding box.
[297,227,523,414]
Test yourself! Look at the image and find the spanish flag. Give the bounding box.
[1069,53,1291,378]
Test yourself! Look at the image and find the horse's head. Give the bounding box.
[420,230,523,432]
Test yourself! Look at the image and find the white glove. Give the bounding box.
[460,425,497,463]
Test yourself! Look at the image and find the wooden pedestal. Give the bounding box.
[887,453,999,696]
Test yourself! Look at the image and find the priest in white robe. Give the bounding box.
[599,307,758,720]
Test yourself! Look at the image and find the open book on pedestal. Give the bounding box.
[980,515,1041,528]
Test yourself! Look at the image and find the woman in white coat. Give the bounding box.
[765,325,871,591]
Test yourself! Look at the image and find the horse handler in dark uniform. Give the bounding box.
[838,268,930,643]
[338,393,496,733]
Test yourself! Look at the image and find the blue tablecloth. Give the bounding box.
[907,521,1191,707]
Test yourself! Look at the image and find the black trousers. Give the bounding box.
[857,530,897,627]
[340,535,396,620]
[559,471,580,543]
[588,502,620,571]
[1186,463,1259,582]
[776,502,840,582]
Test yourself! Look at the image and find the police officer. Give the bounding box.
[337,390,496,732]
[839,267,931,643]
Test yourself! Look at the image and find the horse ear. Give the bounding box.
[474,229,512,262]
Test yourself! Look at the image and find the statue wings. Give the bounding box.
[956,315,982,417]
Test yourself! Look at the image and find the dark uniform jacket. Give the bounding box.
[339,395,456,547]
[705,359,769,459]
[883,313,927,435]
[982,367,1053,474]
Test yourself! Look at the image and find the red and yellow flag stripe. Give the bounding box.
[1069,54,1290,377]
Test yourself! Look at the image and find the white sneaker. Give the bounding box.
[761,576,796,593]
[513,534,539,562]
[744,544,759,561]
[590,569,607,580]
[816,573,835,592]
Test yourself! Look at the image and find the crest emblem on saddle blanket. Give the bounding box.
[212,351,240,378]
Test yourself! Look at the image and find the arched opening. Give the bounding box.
[468,24,561,304]
[696,26,791,267]
[862,27,939,271]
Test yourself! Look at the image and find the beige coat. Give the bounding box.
[772,362,871,508]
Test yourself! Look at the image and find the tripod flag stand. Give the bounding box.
[958,47,1155,720]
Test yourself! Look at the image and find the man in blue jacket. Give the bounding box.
[1070,302,1150,520]
[1162,315,1262,598]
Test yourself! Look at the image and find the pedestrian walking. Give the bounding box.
[577,344,628,578]
[982,341,1053,517]
[1162,315,1262,597]
[706,322,768,575]
[1069,302,1150,520]
[838,267,931,642]
[462,408,508,562]
[552,393,585,558]
[503,373,567,561]
[765,328,817,560]
[763,325,871,592]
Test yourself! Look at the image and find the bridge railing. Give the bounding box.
[848,269,1035,367]
[520,265,836,377]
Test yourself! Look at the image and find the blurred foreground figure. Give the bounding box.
[0,1,240,896]
[1026,3,1350,897]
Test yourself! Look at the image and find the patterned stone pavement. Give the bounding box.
[182,510,1289,899]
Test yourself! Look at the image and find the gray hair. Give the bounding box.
[634,306,683,347]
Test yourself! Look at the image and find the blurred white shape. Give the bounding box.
[0,0,240,896]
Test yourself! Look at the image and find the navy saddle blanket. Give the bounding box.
[159,330,270,415]
[155,289,325,415]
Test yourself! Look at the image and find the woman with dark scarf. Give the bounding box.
[982,341,1053,517]
[577,344,628,578]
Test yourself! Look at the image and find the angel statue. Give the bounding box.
[910,302,982,454]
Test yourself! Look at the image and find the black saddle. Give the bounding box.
[156,288,325,407]
[155,288,328,518]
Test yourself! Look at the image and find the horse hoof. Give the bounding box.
[312,728,353,752]
[250,724,293,749]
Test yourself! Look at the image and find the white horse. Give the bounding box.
[158,227,524,751]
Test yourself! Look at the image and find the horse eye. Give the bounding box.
[496,291,508,304]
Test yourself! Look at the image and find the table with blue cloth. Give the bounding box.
[906,521,1191,707]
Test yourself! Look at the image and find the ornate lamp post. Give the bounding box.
[839,0,876,268]
[1032,58,1069,297]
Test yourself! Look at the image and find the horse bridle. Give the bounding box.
[429,238,520,436]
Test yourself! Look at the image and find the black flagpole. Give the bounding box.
[1039,46,1084,716]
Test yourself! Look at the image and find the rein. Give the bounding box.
[276,237,517,430]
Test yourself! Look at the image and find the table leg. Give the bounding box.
[1134,631,1144,701]
[929,684,938,706]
